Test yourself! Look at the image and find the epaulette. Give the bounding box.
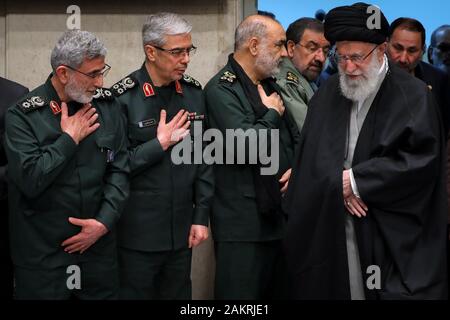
[286,71,299,85]
[93,88,114,100]
[220,71,236,84]
[17,95,47,113]
[110,75,137,96]
[181,74,202,89]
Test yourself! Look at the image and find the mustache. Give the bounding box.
[310,61,323,68]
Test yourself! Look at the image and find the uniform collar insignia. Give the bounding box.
[175,80,183,94]
[286,71,299,84]
[143,82,155,97]
[220,71,236,83]
[49,100,61,115]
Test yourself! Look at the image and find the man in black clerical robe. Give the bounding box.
[283,2,448,300]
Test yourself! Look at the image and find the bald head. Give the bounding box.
[234,15,281,51]
[232,15,287,82]
[428,25,450,73]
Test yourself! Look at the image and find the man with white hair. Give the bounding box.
[111,12,213,300]
[284,3,448,299]
[204,15,299,299]
[5,30,129,299]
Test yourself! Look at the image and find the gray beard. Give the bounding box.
[255,51,280,79]
[65,78,93,104]
[338,54,383,102]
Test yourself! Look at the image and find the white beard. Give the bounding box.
[65,76,93,104]
[338,54,383,102]
[255,46,280,78]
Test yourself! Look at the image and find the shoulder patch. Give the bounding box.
[17,96,46,113]
[93,88,114,100]
[220,71,236,84]
[181,74,202,89]
[110,76,137,96]
[286,71,299,85]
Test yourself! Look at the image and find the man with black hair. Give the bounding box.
[387,17,449,131]
[276,18,330,130]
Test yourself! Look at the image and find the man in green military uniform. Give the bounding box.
[277,18,330,130]
[5,30,129,299]
[204,15,299,299]
[111,12,213,300]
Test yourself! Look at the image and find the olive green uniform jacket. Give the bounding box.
[112,64,214,252]
[276,58,315,131]
[5,77,130,270]
[203,59,300,242]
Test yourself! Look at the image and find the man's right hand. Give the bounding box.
[157,109,191,151]
[60,102,100,145]
[257,84,285,116]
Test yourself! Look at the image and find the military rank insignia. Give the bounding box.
[93,88,113,100]
[111,76,137,96]
[220,71,236,84]
[286,71,299,85]
[182,74,202,88]
[17,96,46,113]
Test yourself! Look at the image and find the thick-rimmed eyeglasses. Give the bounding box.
[331,45,379,65]
[64,63,111,79]
[153,45,197,57]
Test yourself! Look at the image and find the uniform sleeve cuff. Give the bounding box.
[192,207,209,226]
[95,212,116,232]
[263,109,282,128]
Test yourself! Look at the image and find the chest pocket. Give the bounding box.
[96,133,117,164]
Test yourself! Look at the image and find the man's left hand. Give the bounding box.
[62,218,108,254]
[188,225,209,248]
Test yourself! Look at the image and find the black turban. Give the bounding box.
[324,2,389,45]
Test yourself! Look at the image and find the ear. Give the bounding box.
[248,37,260,56]
[427,47,434,64]
[144,45,157,62]
[422,44,427,57]
[286,40,296,58]
[54,66,70,85]
[378,42,387,55]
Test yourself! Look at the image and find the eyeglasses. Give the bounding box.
[64,63,111,79]
[152,45,197,57]
[331,45,379,65]
[297,42,330,56]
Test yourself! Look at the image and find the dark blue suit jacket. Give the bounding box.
[415,61,450,133]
